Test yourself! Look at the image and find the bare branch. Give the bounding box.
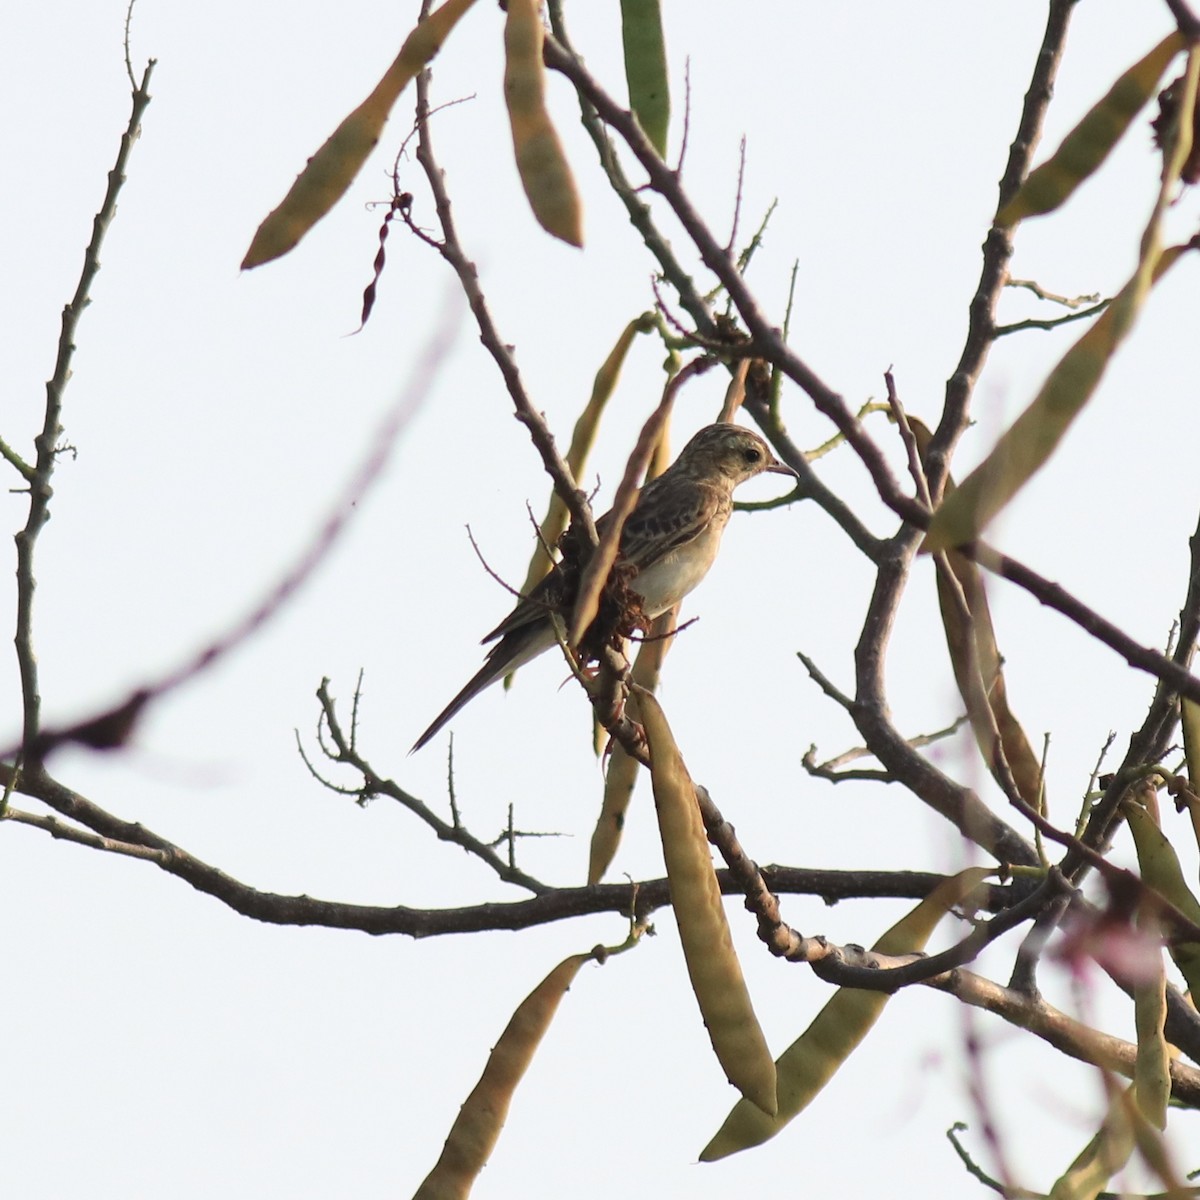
[885,369,932,509]
[409,66,597,548]
[934,967,1200,1107]
[968,541,1200,710]
[1,759,985,934]
[10,307,452,764]
[311,679,550,895]
[0,434,33,481]
[542,31,925,529]
[15,59,155,756]
[3,806,167,864]
[1005,277,1102,308]
[994,298,1109,337]
[803,714,968,779]
[921,0,1076,506]
[804,872,1072,988]
[795,650,855,711]
[852,531,1041,866]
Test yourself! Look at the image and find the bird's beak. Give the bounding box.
[766,456,799,478]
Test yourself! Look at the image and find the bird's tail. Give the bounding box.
[409,620,557,753]
[410,659,506,753]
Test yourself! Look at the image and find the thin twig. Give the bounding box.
[920,0,1075,506]
[3,806,168,864]
[735,199,778,278]
[123,0,139,90]
[543,31,925,530]
[1005,277,1102,308]
[410,66,597,548]
[15,59,155,758]
[676,56,692,175]
[994,298,1109,337]
[795,651,854,711]
[885,369,933,510]
[945,1124,1033,1198]
[804,714,968,776]
[11,300,455,764]
[312,680,549,894]
[725,135,747,256]
[968,541,1200,708]
[1008,888,1072,996]
[0,435,33,481]
[464,525,528,604]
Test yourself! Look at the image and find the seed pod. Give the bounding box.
[640,691,777,1115]
[243,0,478,269]
[503,0,584,246]
[413,952,591,1200]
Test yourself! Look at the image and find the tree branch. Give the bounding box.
[968,539,1200,710]
[542,4,888,559]
[543,31,926,530]
[310,678,550,895]
[932,967,1200,1107]
[993,298,1109,337]
[5,313,450,765]
[409,66,597,548]
[922,0,1075,505]
[1,760,993,935]
[15,60,155,755]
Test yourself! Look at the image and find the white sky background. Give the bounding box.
[4,1,1200,1196]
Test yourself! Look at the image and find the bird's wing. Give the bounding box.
[615,477,723,572]
[479,479,720,646]
[479,566,564,645]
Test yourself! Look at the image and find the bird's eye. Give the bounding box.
[743,447,762,464]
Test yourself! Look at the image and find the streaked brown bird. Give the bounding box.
[411,423,796,751]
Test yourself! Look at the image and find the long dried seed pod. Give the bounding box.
[413,952,591,1200]
[640,690,777,1115]
[503,0,584,246]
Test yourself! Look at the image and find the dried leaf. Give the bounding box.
[904,417,1043,804]
[1133,938,1169,1130]
[936,549,1043,807]
[1048,1082,1136,1200]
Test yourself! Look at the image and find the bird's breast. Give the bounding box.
[629,517,727,617]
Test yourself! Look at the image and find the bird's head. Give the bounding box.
[674,423,797,487]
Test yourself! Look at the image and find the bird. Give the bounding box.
[411,423,797,751]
